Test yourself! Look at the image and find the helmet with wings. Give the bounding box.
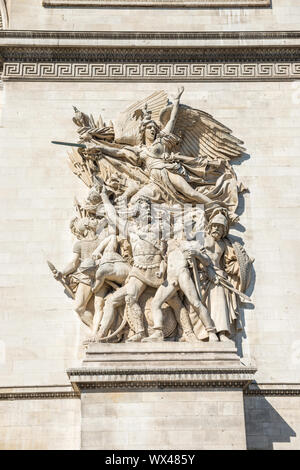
[68,89,247,219]
[113,90,168,146]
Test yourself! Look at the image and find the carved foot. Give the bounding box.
[208,331,219,342]
[126,332,146,343]
[142,330,164,343]
[82,335,98,346]
[183,331,199,343]
[219,332,231,342]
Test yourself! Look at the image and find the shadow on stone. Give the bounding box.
[234,261,256,358]
[244,393,296,450]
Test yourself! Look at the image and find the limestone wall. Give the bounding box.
[0,397,80,449]
[1,0,300,451]
[1,81,300,387]
[6,0,300,33]
[244,395,300,450]
[82,390,246,450]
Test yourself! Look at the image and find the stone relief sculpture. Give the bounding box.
[49,87,253,344]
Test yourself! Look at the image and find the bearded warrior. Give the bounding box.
[49,87,253,344]
[187,210,253,341]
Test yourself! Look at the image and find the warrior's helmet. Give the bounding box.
[208,211,229,237]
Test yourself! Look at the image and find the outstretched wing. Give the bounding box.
[113,90,168,146]
[160,105,245,161]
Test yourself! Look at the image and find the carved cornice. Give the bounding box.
[1,30,300,82]
[78,381,251,390]
[245,383,300,396]
[245,389,300,396]
[0,391,78,400]
[3,62,300,82]
[43,0,271,8]
[1,382,300,398]
[2,46,300,64]
[68,366,257,375]
[3,30,298,41]
[67,366,257,392]
[0,30,300,41]
[0,386,79,400]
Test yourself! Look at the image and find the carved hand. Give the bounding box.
[53,269,62,280]
[174,86,184,101]
[186,248,199,259]
[207,265,219,285]
[84,142,99,154]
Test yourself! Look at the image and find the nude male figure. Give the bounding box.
[144,237,219,342]
[97,187,166,342]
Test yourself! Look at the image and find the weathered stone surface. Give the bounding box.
[81,389,247,449]
[7,0,300,32]
[68,342,256,392]
[73,342,254,449]
[244,395,300,450]
[0,397,80,450]
[1,0,300,451]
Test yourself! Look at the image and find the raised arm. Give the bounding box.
[85,140,133,160]
[53,253,80,279]
[85,142,125,159]
[162,86,184,135]
[92,234,117,259]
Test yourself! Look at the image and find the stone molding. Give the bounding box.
[1,30,297,41]
[2,46,300,63]
[1,30,300,82]
[43,0,271,8]
[245,384,300,396]
[0,386,78,400]
[67,367,257,392]
[1,383,299,399]
[245,389,300,396]
[67,343,257,393]
[2,62,300,82]
[0,391,78,400]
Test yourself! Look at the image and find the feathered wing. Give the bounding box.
[224,238,254,293]
[113,90,168,146]
[159,104,246,218]
[161,104,245,162]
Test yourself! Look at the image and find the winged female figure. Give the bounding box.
[82,87,245,222]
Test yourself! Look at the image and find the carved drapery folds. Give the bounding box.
[0,1,8,30]
[49,88,254,345]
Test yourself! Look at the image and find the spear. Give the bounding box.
[47,260,75,299]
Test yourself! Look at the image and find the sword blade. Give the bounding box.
[218,278,252,303]
[51,140,86,149]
